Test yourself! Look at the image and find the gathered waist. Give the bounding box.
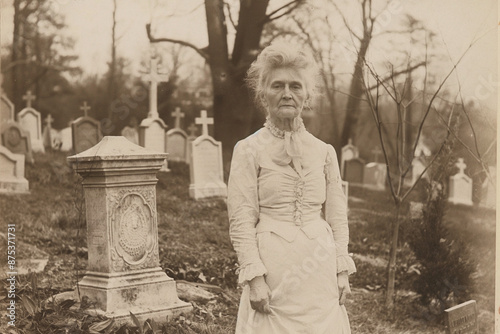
[256,212,332,243]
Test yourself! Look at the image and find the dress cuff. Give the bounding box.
[337,254,356,275]
[237,262,268,285]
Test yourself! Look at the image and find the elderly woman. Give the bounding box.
[227,41,356,333]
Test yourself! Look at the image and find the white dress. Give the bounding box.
[228,123,356,334]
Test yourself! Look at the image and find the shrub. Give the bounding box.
[407,131,476,318]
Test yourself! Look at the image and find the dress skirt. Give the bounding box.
[235,222,351,334]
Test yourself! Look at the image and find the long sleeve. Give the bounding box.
[324,145,356,275]
[228,139,267,285]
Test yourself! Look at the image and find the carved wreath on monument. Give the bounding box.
[108,187,159,272]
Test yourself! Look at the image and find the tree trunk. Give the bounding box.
[340,37,370,148]
[385,203,401,309]
[205,0,268,172]
[11,0,22,110]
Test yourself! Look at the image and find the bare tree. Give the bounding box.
[146,0,305,167]
[361,33,492,308]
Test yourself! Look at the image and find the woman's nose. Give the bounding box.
[283,85,292,99]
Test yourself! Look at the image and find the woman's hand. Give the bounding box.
[337,271,351,305]
[248,275,271,314]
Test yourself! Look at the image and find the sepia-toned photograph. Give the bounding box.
[0,0,497,333]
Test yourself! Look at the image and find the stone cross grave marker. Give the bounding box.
[448,158,473,206]
[42,114,54,150]
[344,157,365,185]
[71,101,102,154]
[1,122,34,164]
[18,91,44,152]
[139,57,169,172]
[22,90,36,108]
[0,145,29,193]
[67,136,192,325]
[189,110,227,199]
[444,300,478,334]
[186,123,198,165]
[166,107,188,162]
[341,139,359,178]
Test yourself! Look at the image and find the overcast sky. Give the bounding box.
[0,0,497,111]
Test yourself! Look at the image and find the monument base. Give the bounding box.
[189,183,227,200]
[0,178,29,194]
[76,267,192,324]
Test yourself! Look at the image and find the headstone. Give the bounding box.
[166,107,188,162]
[411,157,428,185]
[1,122,34,164]
[0,145,29,193]
[189,110,227,199]
[480,166,496,209]
[121,126,139,145]
[448,158,473,206]
[0,95,15,127]
[186,123,198,165]
[341,139,359,178]
[139,57,169,172]
[59,127,72,151]
[342,180,349,209]
[344,158,365,184]
[42,114,54,150]
[18,92,44,152]
[363,162,386,190]
[67,136,192,324]
[71,101,102,154]
[444,300,478,334]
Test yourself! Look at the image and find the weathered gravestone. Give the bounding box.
[363,162,386,190]
[480,166,496,209]
[66,136,192,324]
[0,145,29,193]
[0,73,15,127]
[189,110,227,199]
[59,126,72,151]
[139,57,169,172]
[186,123,198,165]
[121,126,139,145]
[448,158,473,206]
[344,158,365,185]
[18,91,44,153]
[444,300,479,334]
[1,122,34,164]
[42,114,54,150]
[341,139,359,179]
[0,95,15,127]
[71,101,102,154]
[342,180,349,209]
[166,107,188,162]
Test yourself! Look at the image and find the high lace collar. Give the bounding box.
[264,117,306,139]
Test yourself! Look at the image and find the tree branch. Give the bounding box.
[332,2,362,42]
[146,23,209,61]
[263,0,302,23]
[224,1,238,30]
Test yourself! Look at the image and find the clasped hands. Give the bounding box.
[248,272,351,314]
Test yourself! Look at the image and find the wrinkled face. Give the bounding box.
[262,67,308,120]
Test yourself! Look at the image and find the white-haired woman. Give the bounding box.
[227,41,356,333]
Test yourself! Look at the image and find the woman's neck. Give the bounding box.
[268,116,301,132]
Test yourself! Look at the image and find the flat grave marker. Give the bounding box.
[444,300,478,334]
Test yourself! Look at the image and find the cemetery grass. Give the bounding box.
[0,151,495,334]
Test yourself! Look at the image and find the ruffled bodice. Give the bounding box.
[228,126,356,285]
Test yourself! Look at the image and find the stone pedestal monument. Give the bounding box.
[67,136,192,324]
